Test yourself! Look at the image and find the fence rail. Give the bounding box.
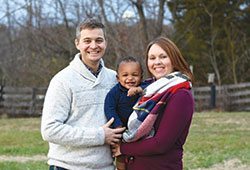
[193,82,250,112]
[0,86,46,117]
[0,82,250,117]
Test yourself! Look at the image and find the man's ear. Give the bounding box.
[75,39,79,50]
[116,74,119,81]
[104,39,108,49]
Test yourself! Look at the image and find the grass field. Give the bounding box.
[0,117,48,170]
[183,111,250,169]
[0,111,249,170]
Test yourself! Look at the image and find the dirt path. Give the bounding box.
[0,155,47,163]
[0,156,249,170]
[191,158,250,170]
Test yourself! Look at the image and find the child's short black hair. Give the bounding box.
[116,56,143,75]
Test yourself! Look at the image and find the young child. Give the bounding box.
[104,56,148,170]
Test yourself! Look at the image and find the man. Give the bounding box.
[41,18,125,170]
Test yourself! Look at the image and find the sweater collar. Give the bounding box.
[118,83,128,92]
[82,60,103,78]
[70,53,105,82]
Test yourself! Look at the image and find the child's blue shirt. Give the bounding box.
[104,82,149,128]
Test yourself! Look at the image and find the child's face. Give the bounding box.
[117,61,142,89]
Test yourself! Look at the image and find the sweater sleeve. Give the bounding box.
[120,89,194,156]
[104,85,123,128]
[41,77,105,147]
[139,81,150,90]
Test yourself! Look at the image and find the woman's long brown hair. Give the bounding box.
[145,37,194,85]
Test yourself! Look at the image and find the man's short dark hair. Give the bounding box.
[76,18,106,41]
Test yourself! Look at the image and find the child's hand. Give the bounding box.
[112,143,122,157]
[127,87,143,96]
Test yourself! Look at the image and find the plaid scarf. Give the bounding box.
[123,72,192,142]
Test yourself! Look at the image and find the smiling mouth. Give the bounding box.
[154,67,164,72]
[126,82,136,86]
[88,51,100,54]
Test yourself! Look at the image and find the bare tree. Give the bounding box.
[0,0,174,86]
[202,4,221,85]
[130,0,149,48]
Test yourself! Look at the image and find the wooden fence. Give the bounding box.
[0,82,250,117]
[193,82,250,112]
[0,86,47,117]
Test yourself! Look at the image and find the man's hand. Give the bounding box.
[103,118,125,145]
[127,87,143,96]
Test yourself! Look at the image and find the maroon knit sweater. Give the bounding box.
[120,89,194,170]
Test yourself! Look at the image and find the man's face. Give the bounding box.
[75,28,107,67]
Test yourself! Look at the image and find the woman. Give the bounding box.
[113,37,194,170]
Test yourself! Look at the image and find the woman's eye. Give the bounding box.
[162,55,168,58]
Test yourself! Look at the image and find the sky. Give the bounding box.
[0,0,172,26]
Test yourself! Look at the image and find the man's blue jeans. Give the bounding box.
[49,165,68,170]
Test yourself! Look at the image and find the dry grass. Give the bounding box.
[183,111,250,170]
[0,112,250,170]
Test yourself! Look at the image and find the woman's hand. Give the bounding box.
[112,143,122,157]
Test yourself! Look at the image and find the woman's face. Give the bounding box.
[147,44,174,80]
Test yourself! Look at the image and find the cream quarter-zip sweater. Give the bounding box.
[41,53,117,170]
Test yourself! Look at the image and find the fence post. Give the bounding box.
[30,88,36,115]
[0,84,3,116]
[210,85,216,109]
[223,86,230,111]
[0,78,5,102]
[0,86,3,101]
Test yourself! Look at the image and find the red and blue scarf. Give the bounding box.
[123,72,192,142]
